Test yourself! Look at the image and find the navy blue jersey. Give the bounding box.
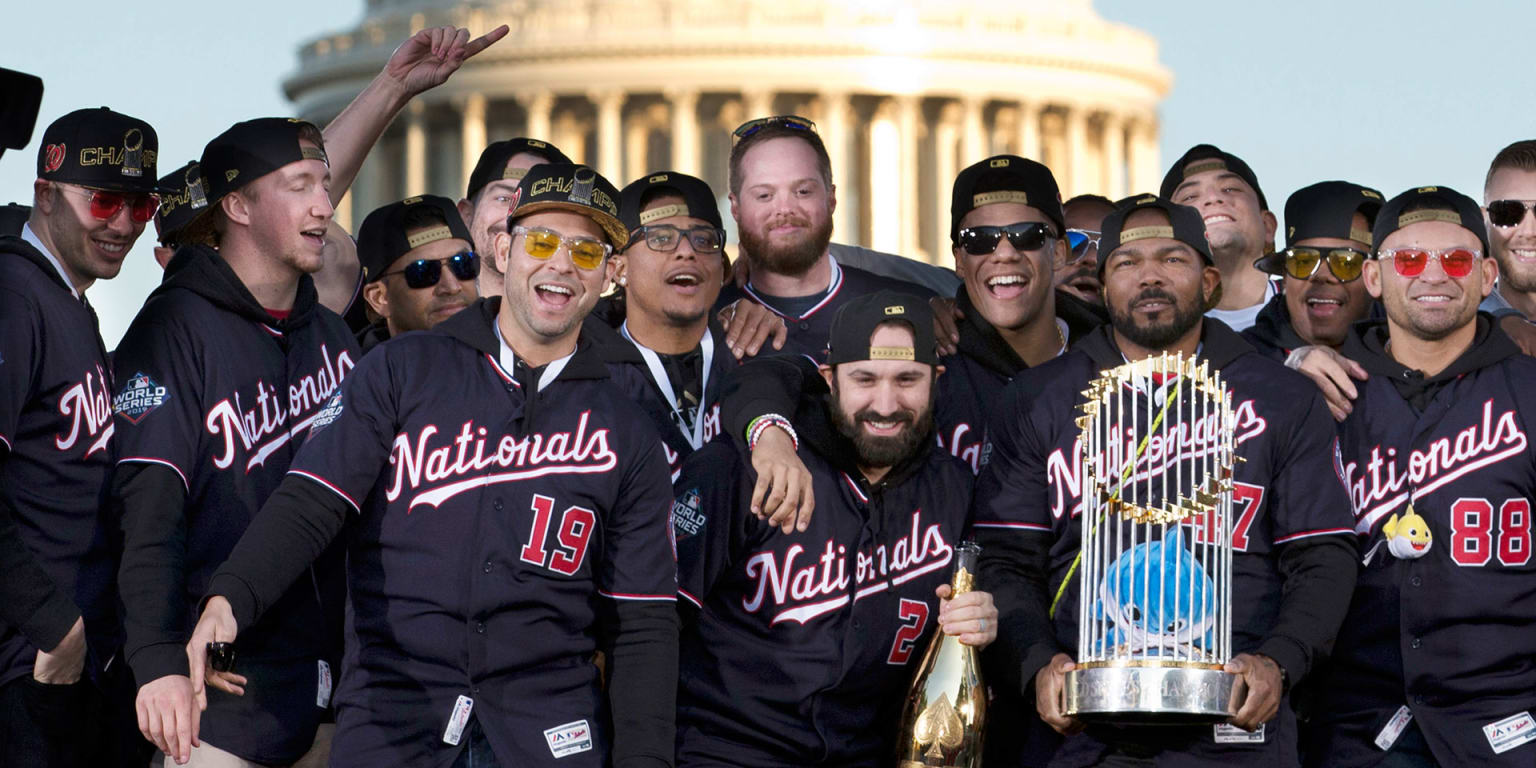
[1307,319,1536,766]
[111,245,355,763]
[0,233,120,686]
[673,396,974,767]
[973,321,1357,766]
[279,298,677,768]
[717,256,936,362]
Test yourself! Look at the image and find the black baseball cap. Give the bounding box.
[1372,185,1490,255]
[200,117,327,203]
[827,291,939,367]
[618,171,723,233]
[509,163,627,247]
[357,195,474,283]
[154,161,210,246]
[950,154,1065,244]
[1098,194,1215,278]
[1160,144,1268,210]
[1255,181,1383,275]
[37,107,159,194]
[466,138,571,200]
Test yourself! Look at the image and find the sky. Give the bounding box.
[3,0,1532,347]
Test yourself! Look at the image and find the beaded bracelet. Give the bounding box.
[746,414,799,452]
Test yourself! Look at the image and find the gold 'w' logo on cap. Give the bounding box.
[989,158,1010,168]
[226,169,239,182]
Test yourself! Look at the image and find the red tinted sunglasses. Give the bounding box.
[62,186,160,224]
[1377,247,1480,278]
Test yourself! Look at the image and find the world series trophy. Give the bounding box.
[1063,351,1241,723]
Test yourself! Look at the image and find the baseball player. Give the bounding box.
[184,162,679,768]
[1243,181,1383,361]
[354,194,479,350]
[673,291,995,767]
[975,195,1360,766]
[1162,145,1277,331]
[717,115,936,361]
[1304,186,1536,767]
[111,118,357,766]
[150,161,210,270]
[0,106,159,768]
[458,137,572,297]
[1057,193,1115,307]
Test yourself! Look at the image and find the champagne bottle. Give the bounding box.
[895,540,985,767]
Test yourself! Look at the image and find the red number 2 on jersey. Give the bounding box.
[519,494,597,575]
[888,599,930,665]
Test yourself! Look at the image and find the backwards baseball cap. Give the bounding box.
[826,290,940,367]
[37,107,159,194]
[950,154,1065,244]
[618,171,723,233]
[1160,144,1268,210]
[509,163,627,247]
[357,195,474,283]
[200,117,327,203]
[154,161,210,246]
[1254,181,1383,275]
[466,138,571,200]
[1098,195,1215,277]
[1372,185,1490,255]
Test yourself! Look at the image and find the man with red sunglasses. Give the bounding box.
[1304,186,1536,767]
[356,195,479,351]
[0,106,159,767]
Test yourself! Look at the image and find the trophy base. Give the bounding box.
[1065,664,1238,725]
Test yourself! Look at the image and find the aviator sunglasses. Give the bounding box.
[957,221,1056,256]
[1280,247,1366,282]
[1066,228,1101,264]
[379,250,480,289]
[1487,200,1536,228]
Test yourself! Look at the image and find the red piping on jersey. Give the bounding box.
[0,433,10,452]
[972,520,1053,532]
[117,456,190,492]
[741,257,845,321]
[484,353,518,386]
[598,589,677,602]
[677,588,702,608]
[289,469,361,513]
[259,324,283,338]
[841,472,869,504]
[1273,527,1355,544]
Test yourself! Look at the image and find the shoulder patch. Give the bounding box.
[307,392,345,435]
[672,487,706,540]
[113,372,170,424]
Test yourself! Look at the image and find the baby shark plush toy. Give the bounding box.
[1383,503,1433,560]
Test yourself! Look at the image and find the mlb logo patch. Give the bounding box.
[113,372,170,424]
[671,488,706,540]
[543,719,593,758]
[1483,711,1536,755]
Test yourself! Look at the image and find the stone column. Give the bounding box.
[960,96,985,166]
[1064,105,1089,196]
[1102,111,1126,199]
[742,89,774,122]
[933,102,962,268]
[897,94,923,259]
[591,89,625,183]
[818,90,853,238]
[867,98,901,254]
[667,87,700,176]
[517,90,554,142]
[1016,100,1041,161]
[625,119,650,184]
[459,93,487,198]
[404,100,426,196]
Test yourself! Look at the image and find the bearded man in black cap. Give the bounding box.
[0,106,160,768]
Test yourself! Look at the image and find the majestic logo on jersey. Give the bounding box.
[113,372,170,425]
[740,509,953,626]
[205,345,354,472]
[55,363,114,458]
[387,410,618,512]
[1346,399,1528,533]
[1044,398,1268,520]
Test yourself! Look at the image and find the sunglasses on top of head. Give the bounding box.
[730,115,819,147]
[380,250,480,289]
[956,221,1057,256]
[59,186,160,224]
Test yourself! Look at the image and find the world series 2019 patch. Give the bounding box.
[672,488,706,539]
[113,372,170,424]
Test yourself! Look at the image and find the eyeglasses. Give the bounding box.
[1280,247,1366,282]
[380,250,480,289]
[731,115,818,147]
[1487,200,1536,228]
[956,222,1057,256]
[626,224,726,255]
[1377,247,1480,279]
[511,225,612,270]
[1066,229,1101,264]
[60,186,160,224]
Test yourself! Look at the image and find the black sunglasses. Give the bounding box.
[625,224,727,255]
[379,250,480,289]
[956,222,1057,256]
[1487,199,1536,228]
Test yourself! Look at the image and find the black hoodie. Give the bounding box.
[1242,293,1312,361]
[109,244,357,763]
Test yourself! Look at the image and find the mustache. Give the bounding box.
[854,408,916,427]
[1131,288,1178,306]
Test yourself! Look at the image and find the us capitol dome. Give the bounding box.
[284,0,1170,267]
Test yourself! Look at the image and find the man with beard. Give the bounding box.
[0,107,160,767]
[184,162,679,768]
[110,118,359,767]
[1243,181,1381,362]
[1163,144,1277,331]
[1057,193,1114,307]
[458,137,571,298]
[671,292,996,767]
[974,195,1359,766]
[718,115,934,361]
[354,195,478,350]
[1305,186,1536,767]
